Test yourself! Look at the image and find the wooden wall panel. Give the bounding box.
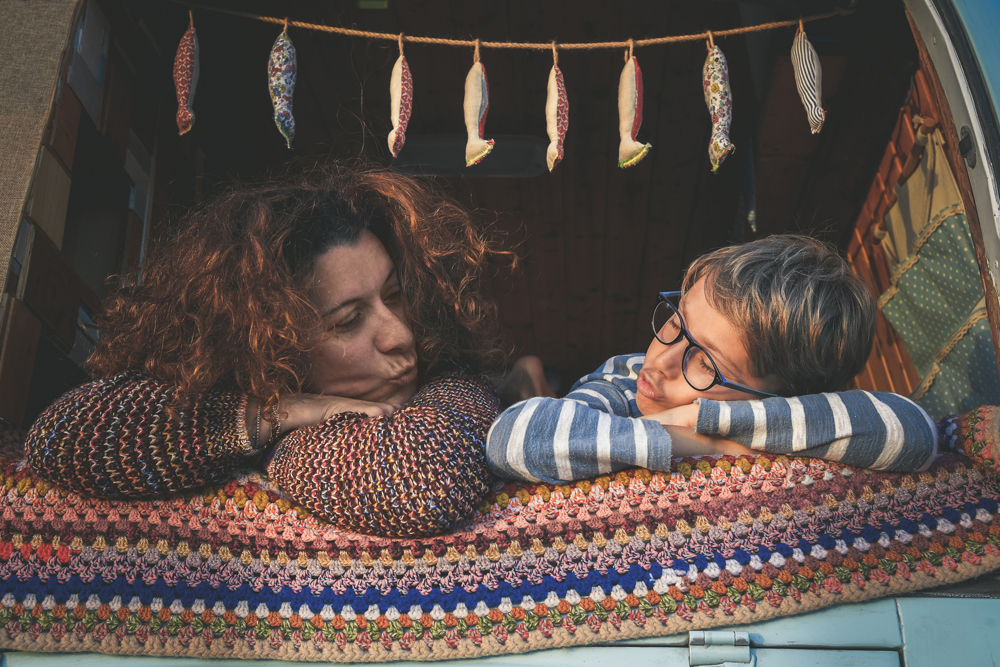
[0,296,42,425]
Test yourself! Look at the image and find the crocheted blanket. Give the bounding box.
[2,409,1000,662]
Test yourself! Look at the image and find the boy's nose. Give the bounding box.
[650,339,684,379]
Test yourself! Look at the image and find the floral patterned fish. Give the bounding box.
[703,44,734,172]
[618,55,651,168]
[791,29,826,133]
[268,29,297,149]
[172,12,199,135]
[464,60,494,166]
[388,53,413,158]
[545,62,568,171]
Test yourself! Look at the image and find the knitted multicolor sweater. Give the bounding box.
[25,370,500,537]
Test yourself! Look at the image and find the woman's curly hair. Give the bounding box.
[88,161,510,414]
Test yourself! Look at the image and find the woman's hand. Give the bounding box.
[248,394,398,446]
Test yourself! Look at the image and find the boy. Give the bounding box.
[487,235,938,484]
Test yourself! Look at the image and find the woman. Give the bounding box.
[25,162,507,538]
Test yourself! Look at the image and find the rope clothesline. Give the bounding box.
[168,1,854,51]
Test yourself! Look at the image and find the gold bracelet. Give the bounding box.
[252,402,262,450]
[267,403,283,448]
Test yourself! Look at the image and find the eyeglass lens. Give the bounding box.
[651,299,719,391]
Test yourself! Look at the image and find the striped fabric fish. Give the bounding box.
[791,29,826,134]
[703,44,734,172]
[617,56,651,168]
[464,61,494,166]
[387,53,413,158]
[545,62,568,171]
[172,11,199,135]
[268,29,297,149]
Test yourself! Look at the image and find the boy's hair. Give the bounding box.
[682,234,876,396]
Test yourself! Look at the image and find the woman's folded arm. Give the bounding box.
[25,371,257,498]
[267,370,499,537]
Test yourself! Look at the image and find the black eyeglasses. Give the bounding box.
[651,291,778,399]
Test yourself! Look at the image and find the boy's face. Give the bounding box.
[636,278,779,415]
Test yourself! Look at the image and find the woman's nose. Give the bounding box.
[375,305,414,353]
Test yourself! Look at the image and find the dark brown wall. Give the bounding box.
[138,0,916,383]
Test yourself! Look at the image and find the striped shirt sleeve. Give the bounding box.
[696,390,938,472]
[485,380,673,484]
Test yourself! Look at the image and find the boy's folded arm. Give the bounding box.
[485,383,673,485]
[696,390,938,472]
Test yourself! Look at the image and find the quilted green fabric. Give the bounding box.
[879,205,1000,420]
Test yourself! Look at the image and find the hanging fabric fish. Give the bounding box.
[268,22,297,149]
[545,44,568,172]
[618,44,651,168]
[791,23,826,134]
[388,35,413,158]
[702,34,734,172]
[464,42,494,166]
[173,10,199,135]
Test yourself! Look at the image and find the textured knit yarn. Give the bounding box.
[0,412,998,662]
[25,371,253,499]
[24,369,499,539]
[267,371,499,538]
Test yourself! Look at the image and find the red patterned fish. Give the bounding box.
[388,53,413,158]
[545,62,568,171]
[618,55,651,168]
[173,11,199,135]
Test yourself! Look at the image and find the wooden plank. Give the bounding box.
[17,225,79,351]
[0,295,42,426]
[24,147,72,249]
[100,48,133,163]
[47,85,82,173]
[121,209,144,275]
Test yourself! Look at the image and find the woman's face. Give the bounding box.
[636,277,779,414]
[305,230,418,405]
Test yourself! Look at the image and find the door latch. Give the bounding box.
[689,630,756,667]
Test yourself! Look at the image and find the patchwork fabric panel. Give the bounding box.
[880,205,1000,420]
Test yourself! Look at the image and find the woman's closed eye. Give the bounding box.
[329,310,362,333]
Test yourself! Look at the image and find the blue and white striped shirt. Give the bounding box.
[486,354,939,484]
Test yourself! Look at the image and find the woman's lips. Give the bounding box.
[391,365,418,385]
[636,371,661,400]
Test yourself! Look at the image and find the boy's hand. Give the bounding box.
[645,402,700,429]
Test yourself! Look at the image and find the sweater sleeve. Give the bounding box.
[485,379,673,485]
[266,370,499,538]
[25,371,257,499]
[696,390,938,472]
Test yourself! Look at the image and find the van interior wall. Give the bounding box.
[22,0,920,420]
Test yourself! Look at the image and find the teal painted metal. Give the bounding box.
[608,598,902,649]
[951,0,1000,124]
[898,598,1000,666]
